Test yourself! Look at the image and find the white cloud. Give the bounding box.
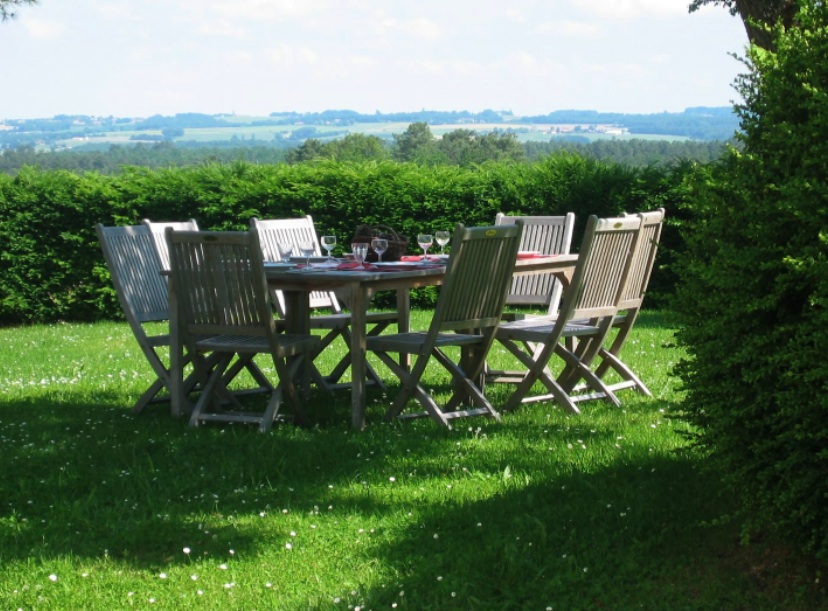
[504,8,526,23]
[24,19,65,41]
[198,22,248,38]
[568,0,685,20]
[538,20,603,38]
[496,51,568,78]
[265,44,320,68]
[379,17,443,39]
[211,0,331,21]
[93,2,142,23]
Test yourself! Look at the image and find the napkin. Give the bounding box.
[336,262,379,271]
[400,255,444,262]
[517,252,553,259]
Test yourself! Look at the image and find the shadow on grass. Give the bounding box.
[351,452,736,609]
[1,320,823,610]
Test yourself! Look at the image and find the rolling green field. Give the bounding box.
[54,118,686,151]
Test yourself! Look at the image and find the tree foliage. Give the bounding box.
[0,0,36,21]
[674,1,828,561]
[392,122,435,162]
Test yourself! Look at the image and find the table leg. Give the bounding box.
[168,280,185,418]
[396,287,411,370]
[349,286,368,430]
[284,290,312,394]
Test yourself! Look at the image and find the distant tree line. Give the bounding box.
[0,106,741,150]
[0,142,289,173]
[0,123,729,174]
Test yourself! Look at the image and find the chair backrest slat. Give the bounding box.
[143,219,199,271]
[96,224,169,325]
[167,229,276,339]
[559,215,643,321]
[495,212,575,311]
[431,223,523,333]
[250,216,340,314]
[617,208,665,309]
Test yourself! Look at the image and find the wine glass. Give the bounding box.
[321,235,337,261]
[435,230,450,255]
[299,241,315,266]
[371,237,388,263]
[351,242,369,268]
[417,234,433,258]
[277,243,293,262]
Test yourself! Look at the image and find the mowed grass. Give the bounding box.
[0,311,825,610]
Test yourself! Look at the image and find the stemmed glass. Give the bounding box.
[351,242,369,268]
[277,243,293,262]
[299,241,316,266]
[417,234,433,258]
[371,237,388,263]
[435,230,450,255]
[321,235,337,261]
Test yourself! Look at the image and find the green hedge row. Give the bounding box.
[0,155,686,325]
[672,2,828,563]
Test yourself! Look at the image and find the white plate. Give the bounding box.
[264,262,297,270]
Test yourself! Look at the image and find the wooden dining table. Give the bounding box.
[263,254,578,430]
[168,254,577,429]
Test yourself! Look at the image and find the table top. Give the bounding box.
[263,254,578,290]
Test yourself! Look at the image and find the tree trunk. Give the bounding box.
[733,0,798,49]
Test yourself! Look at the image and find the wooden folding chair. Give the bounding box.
[486,213,576,382]
[96,223,207,414]
[493,214,645,414]
[144,217,275,396]
[570,208,666,400]
[495,212,576,315]
[166,228,320,431]
[251,215,397,390]
[366,222,524,427]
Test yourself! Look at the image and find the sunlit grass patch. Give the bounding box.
[0,312,824,610]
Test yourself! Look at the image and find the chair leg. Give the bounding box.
[324,326,388,391]
[222,354,275,395]
[592,348,652,396]
[271,354,310,427]
[372,350,450,424]
[498,339,581,414]
[189,353,234,428]
[132,378,166,414]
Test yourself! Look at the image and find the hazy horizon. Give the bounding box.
[1,1,747,121]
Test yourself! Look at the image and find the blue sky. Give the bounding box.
[0,0,748,120]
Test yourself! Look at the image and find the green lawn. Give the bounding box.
[0,312,824,610]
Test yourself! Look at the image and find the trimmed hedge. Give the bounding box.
[1,155,683,324]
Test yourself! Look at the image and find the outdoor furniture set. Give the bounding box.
[96,208,664,432]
